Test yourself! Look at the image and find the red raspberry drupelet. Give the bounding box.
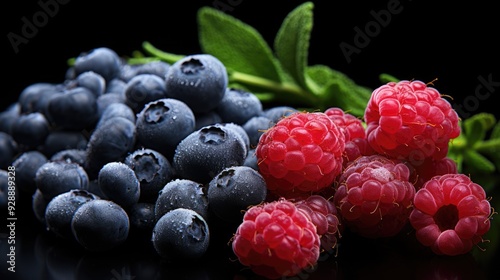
[364,80,460,162]
[231,199,321,279]
[294,195,342,252]
[256,112,345,199]
[334,154,416,238]
[409,174,492,256]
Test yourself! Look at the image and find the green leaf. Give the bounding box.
[491,121,500,139]
[379,73,400,83]
[274,1,314,88]
[305,65,371,116]
[463,150,496,174]
[463,113,496,146]
[475,138,500,154]
[197,7,283,82]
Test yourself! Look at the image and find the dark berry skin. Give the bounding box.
[217,123,250,156]
[173,125,246,184]
[98,162,140,209]
[11,112,50,148]
[135,98,195,160]
[47,87,98,130]
[124,74,167,113]
[18,82,62,115]
[155,179,209,221]
[71,199,130,251]
[243,116,273,148]
[263,106,298,124]
[45,189,99,240]
[195,111,222,130]
[36,161,90,201]
[207,166,267,222]
[124,148,174,203]
[243,149,259,171]
[50,149,87,166]
[96,92,127,118]
[96,102,135,129]
[32,188,49,225]
[105,79,127,95]
[74,71,106,98]
[84,116,136,179]
[121,61,170,82]
[152,208,210,260]
[12,151,48,194]
[73,47,122,82]
[216,88,263,125]
[129,202,156,234]
[165,54,228,113]
[0,132,18,169]
[0,170,10,209]
[42,131,88,158]
[0,103,20,134]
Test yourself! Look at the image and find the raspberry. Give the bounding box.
[364,80,460,161]
[324,107,365,141]
[334,155,416,238]
[409,157,458,189]
[232,199,321,279]
[324,107,375,168]
[256,112,345,198]
[294,195,342,252]
[409,174,492,256]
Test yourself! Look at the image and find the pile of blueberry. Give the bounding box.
[0,47,292,259]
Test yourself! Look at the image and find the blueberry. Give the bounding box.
[96,102,135,129]
[47,87,98,130]
[11,112,50,148]
[98,162,140,209]
[73,47,122,82]
[243,148,259,171]
[155,179,209,221]
[36,161,89,201]
[0,170,10,209]
[45,189,99,239]
[71,199,130,251]
[18,82,62,115]
[96,92,127,118]
[207,166,267,222]
[32,188,49,225]
[12,151,48,194]
[194,111,222,130]
[263,106,298,124]
[217,123,250,155]
[215,88,263,125]
[136,98,195,159]
[242,116,273,148]
[124,74,167,113]
[0,103,20,134]
[105,78,127,95]
[173,125,246,183]
[50,149,87,166]
[124,148,174,203]
[121,61,170,82]
[152,208,209,260]
[165,54,228,113]
[75,71,106,98]
[0,132,18,169]
[84,116,136,179]
[42,131,88,158]
[129,202,156,234]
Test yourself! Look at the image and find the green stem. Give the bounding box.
[142,41,185,64]
[229,71,319,107]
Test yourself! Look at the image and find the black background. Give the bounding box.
[2,1,499,279]
[3,0,499,117]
